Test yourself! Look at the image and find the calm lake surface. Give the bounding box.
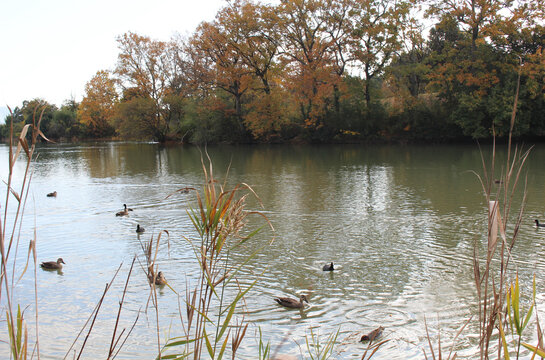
[2,142,545,359]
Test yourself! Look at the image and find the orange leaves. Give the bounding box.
[115,32,177,103]
[77,70,118,136]
[276,0,342,126]
[114,32,185,141]
[244,90,292,141]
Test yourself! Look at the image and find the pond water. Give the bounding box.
[2,142,545,359]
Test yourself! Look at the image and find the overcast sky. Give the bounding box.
[0,0,226,111]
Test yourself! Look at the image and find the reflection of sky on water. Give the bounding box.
[1,142,544,359]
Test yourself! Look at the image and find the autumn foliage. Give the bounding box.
[2,0,545,143]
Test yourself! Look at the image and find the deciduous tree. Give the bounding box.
[189,16,253,138]
[350,0,411,109]
[78,70,118,137]
[115,32,181,142]
[277,0,338,133]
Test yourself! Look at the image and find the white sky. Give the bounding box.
[0,0,226,109]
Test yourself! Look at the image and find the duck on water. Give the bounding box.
[274,294,309,309]
[40,258,65,270]
[116,204,133,216]
[322,262,334,271]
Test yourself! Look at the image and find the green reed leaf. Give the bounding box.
[522,343,545,357]
[203,328,214,358]
[217,333,229,360]
[497,315,511,360]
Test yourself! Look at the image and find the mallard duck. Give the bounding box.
[40,258,65,270]
[360,326,384,342]
[116,204,129,217]
[46,191,57,197]
[274,294,309,309]
[535,220,545,228]
[322,262,334,271]
[155,271,167,286]
[136,224,145,233]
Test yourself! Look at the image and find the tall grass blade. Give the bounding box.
[498,315,511,360]
[217,333,229,360]
[203,328,214,358]
[521,343,545,357]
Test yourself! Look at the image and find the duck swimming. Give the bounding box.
[322,262,334,271]
[136,224,145,233]
[360,326,384,342]
[40,258,65,270]
[116,204,129,217]
[535,220,545,228]
[274,294,309,309]
[47,191,57,197]
[154,271,167,286]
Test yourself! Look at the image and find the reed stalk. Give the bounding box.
[422,56,539,360]
[1,106,50,359]
[159,156,274,359]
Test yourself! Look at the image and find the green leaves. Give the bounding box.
[506,274,535,337]
[498,274,538,359]
[7,305,27,360]
[304,327,339,360]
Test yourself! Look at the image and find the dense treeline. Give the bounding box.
[2,0,545,144]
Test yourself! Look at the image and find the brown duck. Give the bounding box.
[116,204,130,216]
[274,294,309,309]
[47,191,57,197]
[40,258,65,270]
[360,326,384,342]
[154,271,167,286]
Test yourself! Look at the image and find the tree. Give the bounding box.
[48,100,82,139]
[350,0,412,109]
[277,0,339,134]
[218,0,281,95]
[424,0,544,51]
[189,17,253,139]
[115,32,180,142]
[213,0,295,140]
[78,70,118,137]
[322,0,355,117]
[21,99,57,139]
[425,17,519,139]
[0,106,23,140]
[114,95,156,139]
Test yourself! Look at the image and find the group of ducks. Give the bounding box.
[273,261,383,343]
[114,203,166,285]
[273,262,334,308]
[115,204,146,233]
[274,262,334,308]
[40,197,160,283]
[42,193,380,341]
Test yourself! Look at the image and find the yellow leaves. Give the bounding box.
[244,90,293,140]
[78,70,118,134]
